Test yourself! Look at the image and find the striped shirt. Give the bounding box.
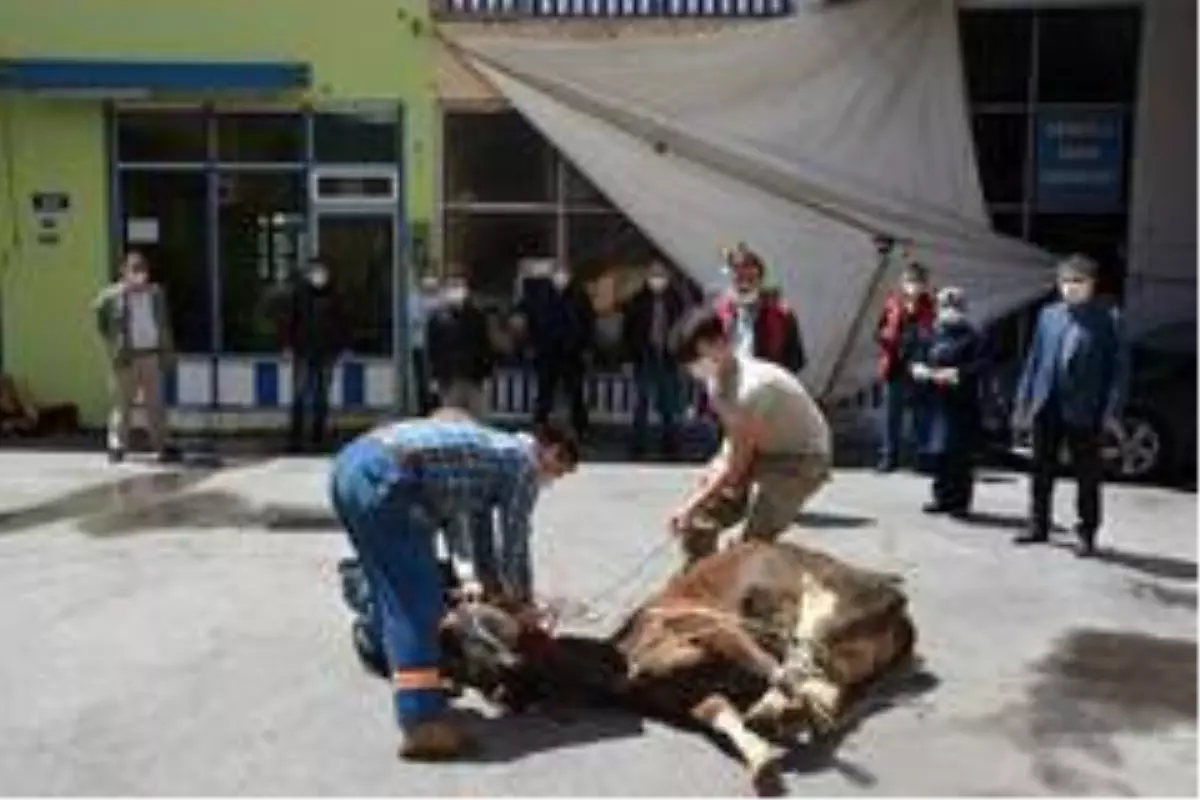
[371,419,540,601]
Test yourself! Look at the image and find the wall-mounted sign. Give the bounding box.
[1035,111,1125,214]
[30,191,70,247]
[127,218,160,245]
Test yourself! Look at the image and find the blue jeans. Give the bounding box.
[878,377,931,467]
[330,437,445,728]
[631,356,683,452]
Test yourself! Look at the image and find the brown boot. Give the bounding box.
[397,718,473,761]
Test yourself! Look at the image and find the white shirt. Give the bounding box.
[125,289,160,351]
[709,354,831,457]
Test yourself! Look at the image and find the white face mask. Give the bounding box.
[444,286,468,305]
[901,281,924,299]
[552,271,570,290]
[1060,280,1092,305]
[648,276,668,292]
[938,308,965,325]
[309,268,329,288]
[687,357,719,383]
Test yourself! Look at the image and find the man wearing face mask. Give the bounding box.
[426,271,494,419]
[874,256,936,472]
[713,244,807,374]
[666,307,831,569]
[329,417,579,758]
[279,257,348,454]
[1012,254,1128,557]
[909,287,987,518]
[620,261,689,459]
[92,250,181,464]
[516,263,596,438]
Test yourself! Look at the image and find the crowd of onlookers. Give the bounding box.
[90,235,1127,557]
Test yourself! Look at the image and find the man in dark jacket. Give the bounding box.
[874,259,936,472]
[1012,254,1128,557]
[426,273,494,419]
[517,263,596,437]
[279,257,348,453]
[620,261,689,459]
[910,287,987,517]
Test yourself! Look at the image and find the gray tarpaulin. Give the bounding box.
[446,0,1055,399]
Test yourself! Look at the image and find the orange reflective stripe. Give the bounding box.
[393,667,443,691]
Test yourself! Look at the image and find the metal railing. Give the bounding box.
[435,0,794,18]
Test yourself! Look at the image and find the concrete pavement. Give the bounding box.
[0,451,1194,796]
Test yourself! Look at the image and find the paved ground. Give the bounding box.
[0,451,1195,796]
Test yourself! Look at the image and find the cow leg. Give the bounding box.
[692,694,784,791]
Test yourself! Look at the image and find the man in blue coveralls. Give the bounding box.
[330,417,580,760]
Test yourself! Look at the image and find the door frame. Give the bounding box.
[311,201,410,415]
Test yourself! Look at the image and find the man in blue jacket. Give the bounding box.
[1012,254,1128,557]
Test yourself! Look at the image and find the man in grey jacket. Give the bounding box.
[92,251,180,464]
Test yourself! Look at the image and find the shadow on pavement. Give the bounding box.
[1049,541,1198,582]
[795,510,875,530]
[447,705,646,763]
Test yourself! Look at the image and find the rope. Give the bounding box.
[548,536,677,626]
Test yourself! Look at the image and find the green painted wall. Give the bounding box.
[0,0,435,426]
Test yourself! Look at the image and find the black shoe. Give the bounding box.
[1075,526,1098,558]
[876,459,897,473]
[157,445,182,464]
[922,502,950,515]
[947,508,972,521]
[107,448,125,465]
[1013,528,1050,546]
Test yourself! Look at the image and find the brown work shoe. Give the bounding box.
[397,718,473,761]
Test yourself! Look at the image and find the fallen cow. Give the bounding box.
[438,540,918,791]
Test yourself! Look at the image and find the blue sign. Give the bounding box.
[1035,111,1125,213]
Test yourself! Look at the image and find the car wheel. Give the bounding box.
[1108,410,1169,481]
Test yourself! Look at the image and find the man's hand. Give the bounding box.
[452,580,485,605]
[1104,416,1126,441]
[910,363,932,382]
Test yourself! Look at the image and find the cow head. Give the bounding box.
[439,602,525,697]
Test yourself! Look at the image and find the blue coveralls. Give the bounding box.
[329,421,539,729]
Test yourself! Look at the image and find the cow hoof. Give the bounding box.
[749,746,786,797]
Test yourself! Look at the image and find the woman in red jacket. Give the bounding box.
[875,261,935,472]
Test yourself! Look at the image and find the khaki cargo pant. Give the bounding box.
[680,452,832,567]
[107,352,167,453]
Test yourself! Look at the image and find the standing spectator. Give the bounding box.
[91,251,180,464]
[517,263,595,438]
[621,260,688,459]
[410,275,441,415]
[713,243,806,374]
[1012,254,1128,557]
[279,257,348,454]
[910,287,987,518]
[426,271,494,419]
[874,257,935,472]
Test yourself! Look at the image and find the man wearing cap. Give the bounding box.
[1012,254,1128,557]
[713,243,806,374]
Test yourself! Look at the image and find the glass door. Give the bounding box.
[314,212,403,411]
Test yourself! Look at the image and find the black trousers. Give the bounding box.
[932,446,974,512]
[1031,407,1103,537]
[534,356,588,435]
[290,359,331,452]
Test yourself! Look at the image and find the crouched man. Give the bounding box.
[668,308,832,568]
[330,417,579,759]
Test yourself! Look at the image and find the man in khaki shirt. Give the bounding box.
[92,251,180,464]
[668,307,832,567]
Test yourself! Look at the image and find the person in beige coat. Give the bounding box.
[92,251,180,464]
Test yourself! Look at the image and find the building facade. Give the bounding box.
[1,0,1192,432]
[0,0,437,430]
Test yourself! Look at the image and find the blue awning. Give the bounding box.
[0,58,311,92]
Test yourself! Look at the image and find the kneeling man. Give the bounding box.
[668,307,832,567]
[330,417,578,760]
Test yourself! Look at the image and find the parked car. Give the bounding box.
[980,321,1196,483]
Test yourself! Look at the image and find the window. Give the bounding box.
[959,9,1034,104]
[314,110,399,163]
[216,112,304,163]
[990,211,1023,240]
[1037,8,1142,104]
[567,212,660,284]
[444,111,556,204]
[119,171,212,352]
[216,172,306,352]
[444,211,556,301]
[117,111,208,162]
[565,162,615,209]
[972,113,1028,205]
